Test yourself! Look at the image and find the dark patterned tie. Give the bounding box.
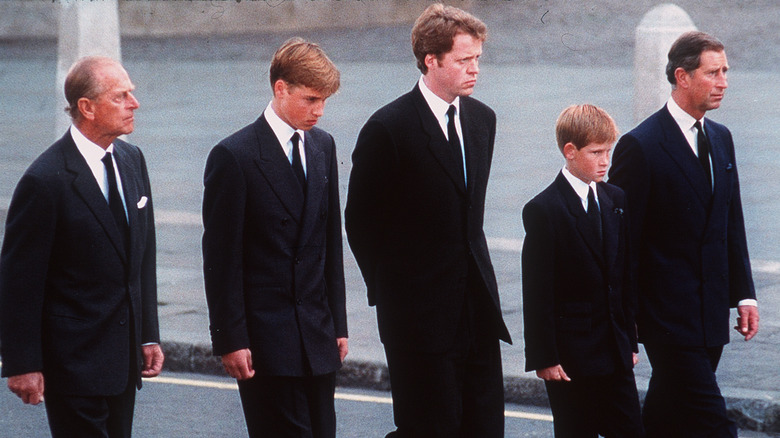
[446,105,465,186]
[102,151,129,251]
[587,185,602,243]
[290,132,306,195]
[694,121,712,189]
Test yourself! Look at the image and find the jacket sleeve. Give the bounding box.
[344,119,398,306]
[324,135,348,338]
[521,201,560,372]
[138,148,160,345]
[0,173,56,377]
[202,145,250,355]
[722,129,756,305]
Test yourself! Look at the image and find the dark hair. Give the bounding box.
[269,37,340,96]
[666,31,725,85]
[411,3,487,75]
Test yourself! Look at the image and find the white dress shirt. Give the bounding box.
[419,76,467,185]
[70,125,128,220]
[264,102,307,176]
[562,167,599,213]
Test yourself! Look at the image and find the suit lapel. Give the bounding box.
[460,99,482,201]
[556,173,604,265]
[62,134,128,262]
[114,142,140,264]
[598,184,619,274]
[657,107,712,206]
[253,116,305,222]
[297,131,327,247]
[412,86,467,196]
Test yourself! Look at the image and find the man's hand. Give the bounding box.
[536,365,571,382]
[736,305,759,341]
[8,372,45,405]
[632,352,639,366]
[337,337,349,363]
[222,348,255,380]
[141,344,165,378]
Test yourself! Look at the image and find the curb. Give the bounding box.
[160,341,780,433]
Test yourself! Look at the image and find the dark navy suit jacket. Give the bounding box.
[202,115,347,377]
[0,131,159,396]
[522,173,637,376]
[608,105,755,347]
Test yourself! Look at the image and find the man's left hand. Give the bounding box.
[337,338,349,363]
[736,305,759,341]
[141,344,165,378]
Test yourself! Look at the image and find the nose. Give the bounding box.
[128,92,140,110]
[313,101,325,118]
[468,59,479,75]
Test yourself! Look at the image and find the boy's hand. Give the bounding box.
[536,365,571,382]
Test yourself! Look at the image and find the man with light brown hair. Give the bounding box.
[523,104,643,437]
[203,38,347,438]
[346,4,510,437]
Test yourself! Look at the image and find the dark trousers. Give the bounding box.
[237,372,337,438]
[44,379,136,438]
[383,266,505,438]
[643,344,737,438]
[384,337,504,438]
[545,370,643,438]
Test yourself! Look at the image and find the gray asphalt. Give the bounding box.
[1,15,780,434]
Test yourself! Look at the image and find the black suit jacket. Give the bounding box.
[0,131,159,396]
[608,105,755,347]
[522,173,637,377]
[202,115,347,377]
[345,84,511,353]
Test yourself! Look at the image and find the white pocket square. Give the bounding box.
[137,196,148,209]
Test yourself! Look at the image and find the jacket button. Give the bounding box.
[296,299,303,305]
[295,257,301,264]
[119,319,127,326]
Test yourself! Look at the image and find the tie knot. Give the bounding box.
[588,185,598,207]
[291,132,300,146]
[102,151,113,164]
[694,120,703,133]
[447,105,457,120]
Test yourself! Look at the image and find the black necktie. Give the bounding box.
[694,121,712,188]
[446,105,465,186]
[290,132,306,195]
[102,152,129,250]
[587,186,602,242]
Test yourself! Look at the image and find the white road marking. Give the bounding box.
[144,375,553,422]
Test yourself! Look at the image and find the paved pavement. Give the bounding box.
[1,32,780,433]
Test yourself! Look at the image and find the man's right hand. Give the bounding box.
[221,348,255,380]
[8,372,45,405]
[536,364,571,382]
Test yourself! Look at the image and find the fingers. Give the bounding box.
[337,338,349,362]
[141,345,165,378]
[222,349,255,380]
[736,306,760,341]
[8,373,45,405]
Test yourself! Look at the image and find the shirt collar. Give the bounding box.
[562,167,598,206]
[264,102,304,151]
[667,97,703,133]
[71,124,114,163]
[418,76,460,119]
